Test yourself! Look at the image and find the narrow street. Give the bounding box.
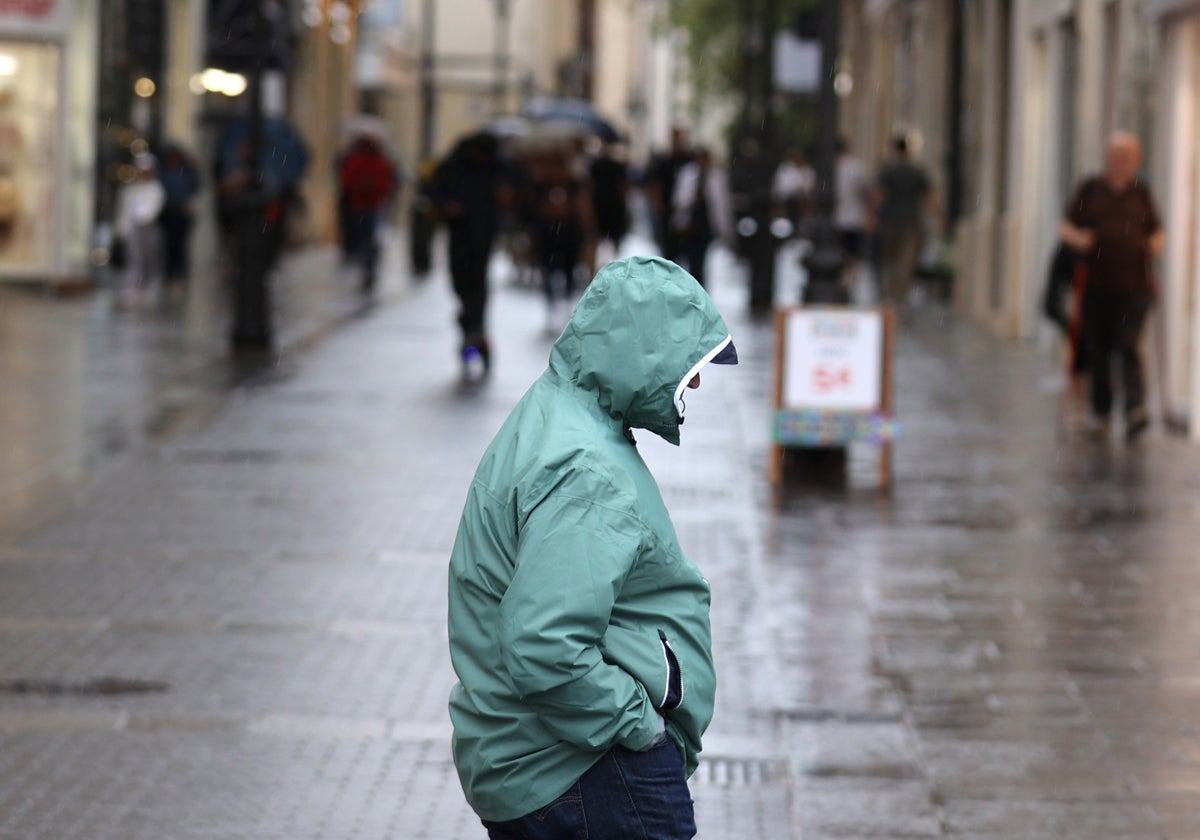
[2,235,1199,839]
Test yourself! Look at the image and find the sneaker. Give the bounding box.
[461,335,491,381]
[461,345,485,381]
[1125,409,1149,443]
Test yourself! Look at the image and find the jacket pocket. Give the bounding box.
[657,629,684,711]
[600,624,684,711]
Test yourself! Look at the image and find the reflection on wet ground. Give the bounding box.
[718,294,1200,837]
[0,242,402,536]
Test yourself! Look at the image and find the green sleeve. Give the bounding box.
[499,472,661,752]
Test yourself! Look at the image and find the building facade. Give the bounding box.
[1147,0,1200,435]
[839,0,1200,438]
[353,0,682,169]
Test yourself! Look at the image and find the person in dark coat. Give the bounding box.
[589,142,630,261]
[645,126,692,263]
[527,145,592,333]
[430,132,504,374]
[873,135,932,305]
[157,145,201,293]
[1059,131,1165,442]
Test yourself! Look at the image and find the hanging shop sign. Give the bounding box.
[770,306,898,486]
[0,0,70,40]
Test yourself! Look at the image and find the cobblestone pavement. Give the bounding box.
[2,233,1200,839]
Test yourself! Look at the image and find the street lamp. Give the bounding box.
[420,0,437,159]
[227,2,272,351]
[736,0,777,316]
[493,0,512,114]
[800,0,849,305]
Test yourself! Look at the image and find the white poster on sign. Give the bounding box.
[773,32,821,93]
[782,309,883,411]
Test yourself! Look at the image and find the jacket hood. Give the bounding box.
[548,256,734,445]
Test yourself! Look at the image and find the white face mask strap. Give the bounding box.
[674,335,732,416]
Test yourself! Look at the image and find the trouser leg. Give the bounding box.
[684,237,709,287]
[879,228,902,303]
[1085,293,1116,419]
[1117,297,1149,417]
[880,224,921,304]
[449,230,491,341]
[481,738,696,840]
[894,225,922,304]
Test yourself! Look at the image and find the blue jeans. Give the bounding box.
[481,738,696,839]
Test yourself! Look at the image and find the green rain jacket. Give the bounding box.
[447,256,736,822]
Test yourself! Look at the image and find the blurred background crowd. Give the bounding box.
[8,0,1200,433]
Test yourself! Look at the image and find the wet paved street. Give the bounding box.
[3,234,1200,838]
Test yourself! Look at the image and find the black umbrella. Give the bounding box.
[522,97,623,143]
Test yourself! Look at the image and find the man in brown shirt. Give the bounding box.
[1060,132,1165,442]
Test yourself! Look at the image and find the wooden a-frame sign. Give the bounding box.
[769,306,897,487]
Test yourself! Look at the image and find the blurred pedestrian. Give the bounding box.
[338,134,401,293]
[1059,131,1164,442]
[529,144,592,333]
[157,143,200,297]
[772,146,815,235]
[430,131,504,375]
[671,147,733,288]
[646,126,693,262]
[213,117,310,282]
[447,255,738,840]
[834,137,871,290]
[873,134,932,305]
[115,154,165,306]
[589,140,631,265]
[408,156,440,278]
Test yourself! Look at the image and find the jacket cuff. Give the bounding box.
[625,704,665,752]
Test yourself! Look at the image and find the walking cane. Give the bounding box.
[1150,269,1170,433]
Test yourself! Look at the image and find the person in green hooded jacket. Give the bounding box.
[447,255,738,839]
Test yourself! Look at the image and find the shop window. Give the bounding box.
[0,41,59,274]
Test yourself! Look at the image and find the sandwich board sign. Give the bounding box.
[771,306,897,486]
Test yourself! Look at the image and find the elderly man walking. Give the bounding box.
[1059,132,1165,442]
[447,256,738,839]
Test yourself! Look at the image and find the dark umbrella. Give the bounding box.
[522,97,623,143]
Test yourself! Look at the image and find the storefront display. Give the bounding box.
[0,0,94,282]
[0,41,59,272]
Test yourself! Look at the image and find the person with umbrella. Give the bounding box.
[589,140,631,266]
[213,116,310,279]
[527,141,594,333]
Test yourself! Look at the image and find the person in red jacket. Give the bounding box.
[338,135,400,292]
